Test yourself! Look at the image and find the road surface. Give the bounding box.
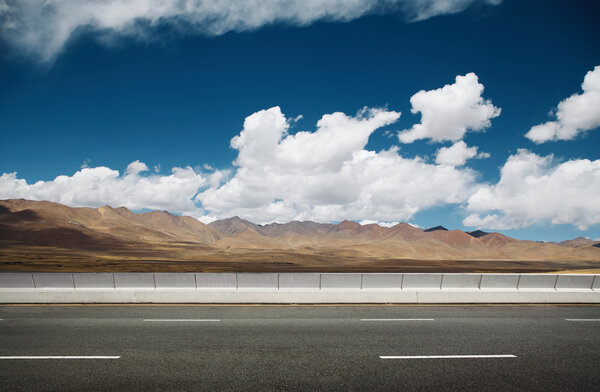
[1,305,599,391]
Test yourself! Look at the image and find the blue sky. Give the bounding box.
[1,0,599,241]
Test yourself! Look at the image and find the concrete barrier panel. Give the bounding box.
[279,273,320,289]
[113,273,155,289]
[402,274,442,290]
[441,274,481,290]
[555,275,595,291]
[480,274,519,290]
[32,273,74,289]
[74,273,115,289]
[0,273,35,289]
[320,273,362,289]
[594,275,600,291]
[195,273,237,289]
[237,273,278,289]
[154,273,196,289]
[518,274,558,291]
[362,274,403,289]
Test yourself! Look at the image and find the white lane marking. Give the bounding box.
[143,319,221,322]
[565,319,600,322]
[0,356,120,360]
[361,319,434,321]
[380,355,516,359]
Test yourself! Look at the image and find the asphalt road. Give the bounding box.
[1,305,599,391]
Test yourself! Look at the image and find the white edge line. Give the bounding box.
[380,355,517,359]
[565,319,600,321]
[360,319,435,321]
[143,319,221,322]
[0,356,121,360]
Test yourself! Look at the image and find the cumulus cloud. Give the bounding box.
[0,105,481,224]
[359,219,400,227]
[197,106,478,223]
[0,0,502,62]
[464,149,600,230]
[526,66,600,143]
[398,72,501,143]
[435,141,489,166]
[0,162,208,214]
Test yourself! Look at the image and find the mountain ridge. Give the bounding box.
[1,199,599,272]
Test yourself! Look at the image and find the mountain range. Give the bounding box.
[1,199,599,273]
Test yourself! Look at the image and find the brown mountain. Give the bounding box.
[259,221,335,237]
[558,237,598,248]
[0,199,220,246]
[208,216,262,237]
[1,199,599,273]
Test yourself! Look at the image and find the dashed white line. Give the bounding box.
[361,319,434,321]
[380,355,516,359]
[0,356,120,360]
[143,319,221,322]
[565,319,600,322]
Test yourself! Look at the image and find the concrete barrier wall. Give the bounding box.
[402,273,443,290]
[441,274,481,290]
[114,273,155,289]
[73,273,115,289]
[237,273,278,289]
[517,274,558,291]
[32,273,74,289]
[361,273,403,289]
[480,274,519,290]
[555,274,595,291]
[320,273,362,289]
[195,273,236,289]
[279,273,320,289]
[0,273,34,289]
[154,273,196,289]
[1,273,599,303]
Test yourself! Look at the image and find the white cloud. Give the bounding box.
[464,149,600,230]
[0,0,502,62]
[0,162,207,214]
[197,106,478,223]
[526,66,600,143]
[359,220,401,228]
[403,0,502,21]
[435,141,483,166]
[398,73,501,143]
[0,105,480,225]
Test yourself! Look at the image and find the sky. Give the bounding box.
[0,0,599,241]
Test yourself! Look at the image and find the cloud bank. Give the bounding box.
[196,106,477,223]
[526,66,600,143]
[0,0,502,62]
[464,149,600,230]
[398,73,501,143]
[0,103,479,224]
[0,161,207,213]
